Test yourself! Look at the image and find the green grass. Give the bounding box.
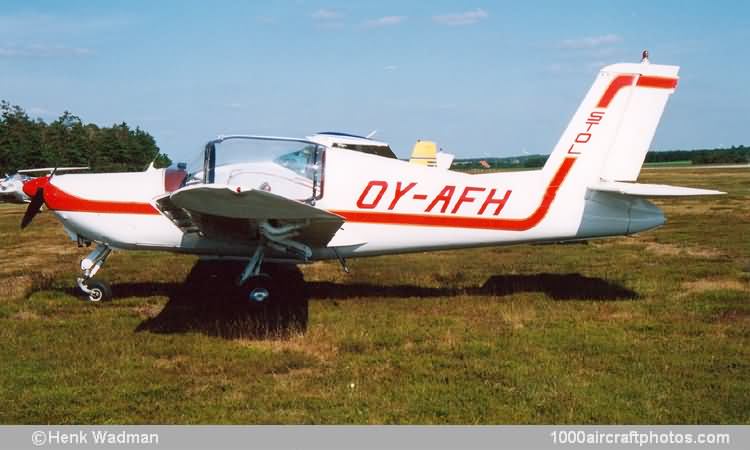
[0,167,748,424]
[643,160,693,167]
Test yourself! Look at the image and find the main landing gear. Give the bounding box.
[235,221,313,307]
[76,243,113,302]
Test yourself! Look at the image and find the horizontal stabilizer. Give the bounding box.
[590,180,725,197]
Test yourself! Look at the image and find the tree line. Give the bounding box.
[644,146,749,165]
[454,145,749,171]
[0,101,171,175]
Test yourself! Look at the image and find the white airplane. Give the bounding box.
[21,61,723,303]
[0,173,33,203]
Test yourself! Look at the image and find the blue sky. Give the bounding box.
[1,1,748,161]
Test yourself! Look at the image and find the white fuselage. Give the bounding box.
[37,145,662,261]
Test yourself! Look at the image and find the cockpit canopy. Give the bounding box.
[186,136,325,202]
[307,132,397,159]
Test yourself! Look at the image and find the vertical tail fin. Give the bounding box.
[542,63,679,186]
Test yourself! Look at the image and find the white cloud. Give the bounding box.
[0,43,94,57]
[365,16,406,28]
[432,8,488,26]
[312,9,343,21]
[383,65,398,71]
[559,34,623,49]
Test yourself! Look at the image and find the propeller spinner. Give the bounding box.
[20,174,52,229]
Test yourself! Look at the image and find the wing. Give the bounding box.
[158,184,343,248]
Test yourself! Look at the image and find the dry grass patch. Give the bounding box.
[714,309,750,324]
[153,355,190,370]
[11,310,41,321]
[0,274,34,300]
[133,303,165,319]
[644,241,725,259]
[682,279,748,294]
[236,327,338,362]
[605,237,726,259]
[592,304,637,322]
[498,301,537,330]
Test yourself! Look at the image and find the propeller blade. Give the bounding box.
[20,188,44,229]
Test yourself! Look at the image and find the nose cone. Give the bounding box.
[22,176,49,197]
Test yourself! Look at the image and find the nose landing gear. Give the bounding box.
[76,243,113,302]
[81,278,112,302]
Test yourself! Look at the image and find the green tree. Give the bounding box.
[0,101,171,173]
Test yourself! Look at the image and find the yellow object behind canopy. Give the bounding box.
[409,141,438,167]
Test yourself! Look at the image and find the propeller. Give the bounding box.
[20,187,44,229]
[19,168,55,229]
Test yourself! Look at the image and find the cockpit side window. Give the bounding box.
[273,145,317,179]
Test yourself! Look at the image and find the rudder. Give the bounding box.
[541,62,680,190]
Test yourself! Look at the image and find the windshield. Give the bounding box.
[186,136,325,202]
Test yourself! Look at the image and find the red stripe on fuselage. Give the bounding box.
[331,157,576,231]
[44,181,160,215]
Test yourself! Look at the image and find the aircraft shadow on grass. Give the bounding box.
[133,261,309,340]
[307,273,638,302]
[127,262,637,339]
[52,262,637,340]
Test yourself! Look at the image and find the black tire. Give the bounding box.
[85,278,112,303]
[243,274,274,306]
[239,264,308,336]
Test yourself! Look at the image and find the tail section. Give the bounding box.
[541,63,679,187]
[537,61,725,239]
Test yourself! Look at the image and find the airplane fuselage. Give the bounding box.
[32,145,664,262]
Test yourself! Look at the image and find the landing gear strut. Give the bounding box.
[76,243,113,302]
[236,220,313,306]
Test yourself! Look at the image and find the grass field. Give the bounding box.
[0,167,748,424]
[642,160,693,167]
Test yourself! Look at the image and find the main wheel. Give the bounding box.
[243,275,273,307]
[84,278,112,302]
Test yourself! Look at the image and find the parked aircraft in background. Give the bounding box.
[1,167,88,204]
[0,173,32,203]
[20,61,722,303]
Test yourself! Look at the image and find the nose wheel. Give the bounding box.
[82,278,112,302]
[76,243,113,302]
